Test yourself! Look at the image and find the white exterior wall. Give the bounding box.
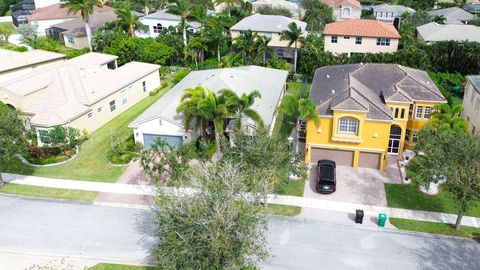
[374,11,396,24]
[324,34,399,56]
[132,117,192,147]
[63,34,89,50]
[136,18,181,38]
[30,18,74,35]
[462,81,480,134]
[34,0,60,9]
[332,6,362,21]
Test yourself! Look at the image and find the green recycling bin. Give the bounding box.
[378,213,387,227]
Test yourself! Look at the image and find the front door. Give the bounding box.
[388,125,402,155]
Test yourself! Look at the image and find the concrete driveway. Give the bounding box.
[304,157,402,207]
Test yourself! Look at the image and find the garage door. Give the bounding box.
[310,148,354,166]
[143,134,183,150]
[358,152,381,169]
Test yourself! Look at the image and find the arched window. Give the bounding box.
[342,8,351,17]
[400,108,405,118]
[394,108,399,118]
[338,117,359,134]
[153,23,163,33]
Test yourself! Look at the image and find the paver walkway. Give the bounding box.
[2,172,479,228]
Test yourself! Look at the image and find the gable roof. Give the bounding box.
[428,7,475,24]
[230,13,307,33]
[417,22,480,42]
[27,3,113,21]
[372,4,415,16]
[467,75,480,93]
[0,53,159,127]
[321,0,362,9]
[252,0,301,17]
[310,64,446,121]
[51,10,117,37]
[129,66,288,129]
[0,49,65,73]
[323,19,400,38]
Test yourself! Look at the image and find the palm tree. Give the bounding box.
[281,22,303,73]
[234,30,257,64]
[254,35,273,65]
[220,89,263,129]
[115,6,144,37]
[197,88,232,158]
[214,0,244,16]
[176,86,209,136]
[430,103,469,132]
[166,0,196,45]
[432,15,447,24]
[184,36,207,68]
[302,1,333,32]
[133,0,153,15]
[61,0,102,51]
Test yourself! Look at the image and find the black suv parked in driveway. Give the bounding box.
[316,160,336,194]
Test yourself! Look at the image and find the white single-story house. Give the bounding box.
[0,52,160,145]
[136,9,201,38]
[128,66,288,149]
[417,22,480,43]
[0,48,65,84]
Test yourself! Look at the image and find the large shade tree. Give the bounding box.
[281,22,303,73]
[61,0,103,51]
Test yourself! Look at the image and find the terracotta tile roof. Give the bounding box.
[27,3,113,21]
[323,19,401,38]
[321,0,362,9]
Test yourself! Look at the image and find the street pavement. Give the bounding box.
[0,195,479,270]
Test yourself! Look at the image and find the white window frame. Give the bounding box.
[331,36,338,43]
[424,106,431,118]
[142,81,147,92]
[416,106,423,119]
[376,38,391,46]
[87,112,93,118]
[110,100,116,112]
[97,107,102,113]
[355,37,362,44]
[412,132,418,142]
[66,36,74,44]
[338,118,359,134]
[153,23,163,33]
[405,129,410,141]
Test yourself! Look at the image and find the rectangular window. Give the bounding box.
[67,36,74,44]
[409,104,414,118]
[416,106,423,118]
[405,129,410,141]
[476,98,480,112]
[412,132,418,142]
[110,100,116,112]
[142,81,146,92]
[338,118,358,134]
[331,36,338,43]
[376,38,391,46]
[424,106,431,118]
[265,32,272,39]
[97,107,102,113]
[121,89,128,105]
[87,112,93,118]
[39,130,50,144]
[355,37,362,44]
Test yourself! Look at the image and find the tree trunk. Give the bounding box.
[0,173,4,187]
[85,21,93,52]
[214,119,222,159]
[194,52,198,68]
[144,5,149,15]
[293,42,298,73]
[263,52,266,66]
[217,45,221,63]
[455,200,467,231]
[182,23,187,46]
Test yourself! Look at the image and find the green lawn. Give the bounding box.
[267,204,302,216]
[0,22,17,34]
[88,264,155,270]
[390,218,480,239]
[272,82,307,139]
[0,183,97,201]
[385,183,480,217]
[276,179,305,197]
[0,81,172,182]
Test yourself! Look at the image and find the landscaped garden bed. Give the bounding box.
[23,145,77,166]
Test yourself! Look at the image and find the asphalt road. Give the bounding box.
[0,195,479,269]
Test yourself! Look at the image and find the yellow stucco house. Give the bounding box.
[305,63,447,170]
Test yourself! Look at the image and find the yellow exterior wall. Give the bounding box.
[404,101,438,149]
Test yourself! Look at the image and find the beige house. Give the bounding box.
[230,14,307,60]
[321,0,362,21]
[323,19,400,56]
[462,75,480,134]
[0,52,160,145]
[0,49,65,84]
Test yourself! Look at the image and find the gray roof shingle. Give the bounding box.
[230,13,307,33]
[427,7,475,24]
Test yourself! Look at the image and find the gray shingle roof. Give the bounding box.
[467,75,480,93]
[417,22,480,42]
[373,4,415,16]
[230,13,307,33]
[428,7,475,24]
[310,64,446,121]
[129,66,288,129]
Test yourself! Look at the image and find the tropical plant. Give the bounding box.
[302,0,333,32]
[255,5,292,17]
[254,35,273,65]
[281,22,303,73]
[176,86,209,136]
[429,103,470,132]
[214,0,244,16]
[432,15,447,24]
[61,0,103,51]
[184,35,208,68]
[166,0,198,45]
[219,89,263,129]
[233,30,257,64]
[114,5,145,37]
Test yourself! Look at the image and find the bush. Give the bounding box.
[65,48,89,59]
[172,68,191,84]
[25,144,76,165]
[160,67,171,76]
[107,132,135,164]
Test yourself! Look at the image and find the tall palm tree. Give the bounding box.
[281,22,303,73]
[115,6,144,37]
[234,30,257,64]
[61,0,102,51]
[254,35,273,65]
[184,36,207,68]
[430,103,469,132]
[176,86,210,137]
[166,0,196,45]
[214,0,243,16]
[220,89,263,129]
[197,88,232,157]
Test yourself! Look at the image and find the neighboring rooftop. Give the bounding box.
[417,22,480,42]
[252,0,301,17]
[140,9,201,29]
[0,49,65,73]
[372,4,415,16]
[51,10,117,37]
[467,75,480,93]
[321,0,362,9]
[230,13,307,33]
[129,66,288,129]
[68,52,118,66]
[27,3,113,21]
[310,64,446,121]
[0,53,159,127]
[323,19,401,38]
[427,7,475,24]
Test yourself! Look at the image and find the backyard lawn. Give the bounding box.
[0,80,173,183]
[385,183,480,217]
[390,218,480,239]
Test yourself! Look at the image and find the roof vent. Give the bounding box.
[326,75,330,78]
[331,89,335,94]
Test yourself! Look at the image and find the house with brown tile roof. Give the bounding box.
[321,0,362,21]
[323,19,400,56]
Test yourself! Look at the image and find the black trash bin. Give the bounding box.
[355,209,364,224]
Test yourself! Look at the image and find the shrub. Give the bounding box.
[65,48,89,59]
[172,68,191,84]
[160,67,171,76]
[25,144,76,165]
[107,131,135,164]
[161,81,168,89]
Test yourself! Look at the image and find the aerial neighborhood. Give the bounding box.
[0,0,480,269]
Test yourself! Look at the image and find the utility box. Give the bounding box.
[355,209,364,224]
[378,213,387,227]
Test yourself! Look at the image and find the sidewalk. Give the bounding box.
[2,172,479,228]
